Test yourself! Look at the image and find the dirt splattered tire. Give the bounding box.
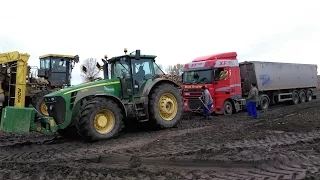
[299,90,306,103]
[258,95,269,110]
[222,100,233,115]
[31,90,52,116]
[76,97,123,142]
[291,91,299,105]
[149,83,183,129]
[306,89,313,102]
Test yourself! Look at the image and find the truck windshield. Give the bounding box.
[183,69,212,84]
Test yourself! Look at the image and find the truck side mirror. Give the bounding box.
[135,50,140,60]
[181,73,184,79]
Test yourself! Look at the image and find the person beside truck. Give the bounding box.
[201,86,213,119]
[246,83,259,119]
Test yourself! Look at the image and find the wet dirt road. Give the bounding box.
[1,95,320,179]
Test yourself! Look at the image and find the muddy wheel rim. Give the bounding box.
[301,92,306,102]
[261,98,268,109]
[40,101,49,116]
[224,104,232,114]
[93,109,115,134]
[308,92,312,101]
[158,93,178,121]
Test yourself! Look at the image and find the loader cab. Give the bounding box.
[38,54,79,88]
[108,49,165,99]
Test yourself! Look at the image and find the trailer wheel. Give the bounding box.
[258,96,269,110]
[291,91,299,105]
[299,90,306,103]
[149,83,183,129]
[31,90,52,116]
[306,90,313,102]
[222,100,233,115]
[76,98,123,142]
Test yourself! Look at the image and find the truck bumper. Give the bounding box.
[0,106,58,135]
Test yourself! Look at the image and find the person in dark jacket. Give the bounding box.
[246,83,259,119]
[201,86,213,119]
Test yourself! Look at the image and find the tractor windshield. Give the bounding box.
[183,69,213,84]
[51,58,67,72]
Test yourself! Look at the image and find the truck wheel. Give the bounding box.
[222,100,233,115]
[299,90,306,103]
[77,98,123,142]
[258,96,269,110]
[31,90,51,116]
[291,91,299,105]
[149,83,183,129]
[306,90,313,102]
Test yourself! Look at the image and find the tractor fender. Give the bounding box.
[94,94,127,117]
[141,78,180,103]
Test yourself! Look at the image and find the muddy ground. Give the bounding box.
[1,95,320,179]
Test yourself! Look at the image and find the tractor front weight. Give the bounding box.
[0,106,58,135]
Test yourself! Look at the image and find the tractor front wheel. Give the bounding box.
[31,90,52,116]
[76,98,123,142]
[149,83,183,129]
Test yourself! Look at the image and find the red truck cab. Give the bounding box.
[182,52,242,115]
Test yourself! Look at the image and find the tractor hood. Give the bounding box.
[44,79,121,97]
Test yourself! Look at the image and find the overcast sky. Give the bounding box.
[1,0,319,85]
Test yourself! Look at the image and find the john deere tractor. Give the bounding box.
[0,49,183,142]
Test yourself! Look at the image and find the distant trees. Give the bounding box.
[80,58,102,82]
[165,63,184,75]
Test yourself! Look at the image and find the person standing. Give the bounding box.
[201,86,213,119]
[246,83,259,119]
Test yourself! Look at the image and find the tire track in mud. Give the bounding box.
[0,152,317,180]
[0,126,211,163]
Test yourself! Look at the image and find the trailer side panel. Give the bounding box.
[240,61,317,93]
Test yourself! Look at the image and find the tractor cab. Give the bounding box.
[38,54,79,88]
[102,49,165,99]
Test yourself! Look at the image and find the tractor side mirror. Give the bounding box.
[135,50,140,60]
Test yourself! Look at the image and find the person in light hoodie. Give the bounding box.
[201,86,213,119]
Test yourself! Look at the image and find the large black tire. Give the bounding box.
[222,100,233,115]
[306,89,313,102]
[148,83,183,129]
[299,90,306,103]
[291,91,299,105]
[76,97,123,142]
[31,90,52,116]
[258,95,269,111]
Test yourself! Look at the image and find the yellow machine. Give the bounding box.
[0,51,79,117]
[0,51,29,109]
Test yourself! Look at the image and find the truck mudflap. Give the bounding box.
[0,106,58,135]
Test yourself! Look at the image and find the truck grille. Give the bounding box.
[187,98,203,109]
[46,96,66,124]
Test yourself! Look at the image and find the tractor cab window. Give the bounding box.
[153,62,165,75]
[214,68,228,81]
[51,58,67,72]
[40,58,50,69]
[132,59,152,82]
[111,60,131,79]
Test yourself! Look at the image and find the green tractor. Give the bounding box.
[0,49,183,142]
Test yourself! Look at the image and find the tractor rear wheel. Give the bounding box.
[31,90,52,116]
[76,97,123,142]
[149,83,183,129]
